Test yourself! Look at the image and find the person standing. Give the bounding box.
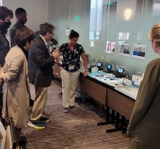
[0,6,13,117]
[0,27,34,149]
[127,23,160,149]
[58,30,88,113]
[9,7,27,47]
[28,22,59,129]
[9,7,34,107]
[0,6,13,66]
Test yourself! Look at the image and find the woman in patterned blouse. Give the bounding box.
[58,30,88,113]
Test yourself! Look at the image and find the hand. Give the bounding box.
[0,79,2,85]
[52,50,59,59]
[83,71,88,77]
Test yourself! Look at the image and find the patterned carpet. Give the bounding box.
[22,80,129,149]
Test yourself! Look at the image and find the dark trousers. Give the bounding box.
[29,98,34,106]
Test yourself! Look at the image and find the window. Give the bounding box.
[89,0,103,46]
[0,0,2,6]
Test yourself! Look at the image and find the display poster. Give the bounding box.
[65,27,70,35]
[105,41,116,53]
[132,44,146,60]
[119,42,131,57]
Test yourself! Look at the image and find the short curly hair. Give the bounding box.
[39,22,55,36]
[0,6,13,20]
[15,27,34,47]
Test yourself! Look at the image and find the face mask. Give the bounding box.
[0,21,11,34]
[4,21,11,28]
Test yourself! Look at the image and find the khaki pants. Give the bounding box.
[61,68,80,108]
[30,86,48,121]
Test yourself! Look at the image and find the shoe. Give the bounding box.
[39,117,50,122]
[70,106,77,110]
[28,121,46,129]
[63,107,69,113]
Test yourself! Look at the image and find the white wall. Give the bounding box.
[48,0,90,48]
[3,0,49,32]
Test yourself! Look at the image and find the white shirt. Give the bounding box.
[39,35,48,48]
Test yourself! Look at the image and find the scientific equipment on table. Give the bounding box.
[88,66,98,73]
[97,62,103,71]
[106,63,113,73]
[115,67,125,78]
[132,74,143,88]
[86,54,90,65]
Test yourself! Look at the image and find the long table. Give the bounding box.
[78,73,138,126]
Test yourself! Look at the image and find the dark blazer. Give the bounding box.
[9,22,26,47]
[28,36,55,87]
[0,30,10,66]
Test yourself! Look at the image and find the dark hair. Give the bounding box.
[39,22,55,36]
[8,9,13,18]
[15,7,26,16]
[15,27,34,47]
[69,30,79,39]
[0,6,12,20]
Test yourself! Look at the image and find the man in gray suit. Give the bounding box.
[28,22,59,129]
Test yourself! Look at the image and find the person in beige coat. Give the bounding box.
[127,23,160,149]
[0,27,34,149]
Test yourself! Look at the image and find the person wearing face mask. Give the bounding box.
[0,7,13,118]
[0,9,13,35]
[0,7,13,67]
[10,7,27,47]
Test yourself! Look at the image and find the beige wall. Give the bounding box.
[3,0,49,32]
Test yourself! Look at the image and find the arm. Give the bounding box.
[54,48,61,66]
[81,52,88,77]
[127,62,160,136]
[1,56,23,82]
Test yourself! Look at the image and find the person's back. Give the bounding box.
[9,7,27,47]
[127,23,160,149]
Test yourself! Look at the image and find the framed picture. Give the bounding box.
[132,44,146,60]
[119,42,130,57]
[105,41,116,53]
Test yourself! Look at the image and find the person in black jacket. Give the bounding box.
[28,22,59,129]
[0,6,13,117]
[9,7,27,47]
[0,6,13,66]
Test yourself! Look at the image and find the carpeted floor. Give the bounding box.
[22,80,129,149]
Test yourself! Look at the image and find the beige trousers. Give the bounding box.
[60,68,80,108]
[30,87,48,121]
